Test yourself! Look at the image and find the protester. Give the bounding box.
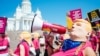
[52,34,62,54]
[53,34,61,50]
[42,31,49,56]
[89,30,99,55]
[52,19,96,56]
[39,35,45,56]
[47,34,54,56]
[39,35,45,47]
[42,31,56,56]
[97,29,100,55]
[11,31,36,56]
[0,33,11,56]
[31,32,40,56]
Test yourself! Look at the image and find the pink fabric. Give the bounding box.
[90,35,98,51]
[32,39,40,50]
[97,32,100,38]
[97,32,100,44]
[52,41,92,56]
[14,41,30,56]
[59,35,64,41]
[0,37,9,54]
[0,17,7,33]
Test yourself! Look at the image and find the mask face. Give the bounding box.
[62,39,81,51]
[69,22,88,38]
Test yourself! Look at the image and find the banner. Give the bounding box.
[0,17,7,34]
[69,9,82,21]
[87,9,100,28]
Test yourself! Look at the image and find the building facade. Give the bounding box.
[7,0,42,31]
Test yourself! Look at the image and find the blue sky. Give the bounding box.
[0,0,100,26]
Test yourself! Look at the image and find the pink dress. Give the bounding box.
[97,31,100,46]
[14,41,30,56]
[89,35,98,51]
[32,38,40,50]
[0,37,9,54]
[52,41,92,56]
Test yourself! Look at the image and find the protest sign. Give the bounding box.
[0,17,7,34]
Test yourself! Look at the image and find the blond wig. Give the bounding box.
[20,31,32,41]
[31,32,40,39]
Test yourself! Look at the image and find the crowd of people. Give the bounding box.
[0,19,100,56]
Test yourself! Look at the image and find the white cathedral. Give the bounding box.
[7,0,42,31]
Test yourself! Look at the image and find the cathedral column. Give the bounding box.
[22,19,24,30]
[15,20,20,31]
[26,20,29,30]
[29,20,32,30]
